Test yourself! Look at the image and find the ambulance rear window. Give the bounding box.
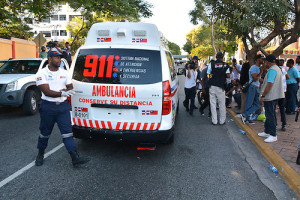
[73,49,162,84]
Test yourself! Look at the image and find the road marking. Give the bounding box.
[0,143,64,188]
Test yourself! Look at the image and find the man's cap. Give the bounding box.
[48,51,62,57]
[192,56,200,60]
[265,54,276,63]
[216,52,223,58]
[255,54,265,60]
[41,46,45,49]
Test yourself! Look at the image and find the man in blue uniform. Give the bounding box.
[35,51,90,167]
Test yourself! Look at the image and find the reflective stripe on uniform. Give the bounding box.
[62,133,73,138]
[39,134,50,139]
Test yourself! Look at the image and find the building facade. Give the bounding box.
[28,3,81,42]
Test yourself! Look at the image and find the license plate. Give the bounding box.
[74,112,89,119]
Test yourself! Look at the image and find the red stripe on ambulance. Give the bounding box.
[107,121,113,129]
[129,122,135,130]
[77,119,82,126]
[83,119,88,127]
[89,120,94,128]
[142,123,148,130]
[122,122,128,130]
[116,122,121,130]
[101,121,106,129]
[136,123,141,130]
[95,121,100,129]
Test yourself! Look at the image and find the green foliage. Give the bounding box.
[184,23,238,57]
[189,0,300,64]
[190,45,214,59]
[168,40,181,55]
[183,41,193,54]
[0,0,153,40]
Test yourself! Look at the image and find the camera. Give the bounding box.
[46,41,58,48]
[185,60,195,69]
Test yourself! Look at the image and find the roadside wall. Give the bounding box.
[0,38,38,60]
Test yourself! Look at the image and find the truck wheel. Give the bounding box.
[23,90,38,115]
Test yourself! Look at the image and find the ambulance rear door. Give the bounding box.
[71,48,163,131]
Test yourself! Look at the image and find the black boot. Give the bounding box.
[69,151,90,167]
[297,151,300,165]
[35,149,45,166]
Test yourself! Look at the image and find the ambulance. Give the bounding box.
[69,22,179,144]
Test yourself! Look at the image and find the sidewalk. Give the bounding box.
[230,105,300,174]
[227,102,300,197]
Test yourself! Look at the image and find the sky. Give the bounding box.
[141,0,199,54]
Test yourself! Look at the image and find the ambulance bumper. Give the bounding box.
[72,125,173,143]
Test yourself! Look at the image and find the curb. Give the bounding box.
[227,108,300,197]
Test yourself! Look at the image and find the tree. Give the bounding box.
[184,24,238,58]
[190,0,300,65]
[0,0,153,39]
[191,45,214,59]
[168,40,181,55]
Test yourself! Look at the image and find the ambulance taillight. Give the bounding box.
[67,96,72,110]
[162,80,171,115]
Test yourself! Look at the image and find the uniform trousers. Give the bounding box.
[37,100,77,152]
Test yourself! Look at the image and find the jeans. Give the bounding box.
[184,87,196,114]
[244,85,261,120]
[264,100,277,136]
[276,98,286,126]
[286,83,298,113]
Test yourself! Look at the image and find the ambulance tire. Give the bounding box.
[165,129,175,144]
[23,90,38,115]
[176,100,179,115]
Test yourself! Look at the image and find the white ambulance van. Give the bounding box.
[69,22,179,143]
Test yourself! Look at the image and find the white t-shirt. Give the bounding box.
[226,72,234,84]
[185,69,197,88]
[279,66,287,92]
[36,65,72,102]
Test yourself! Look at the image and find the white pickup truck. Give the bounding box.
[0,58,69,115]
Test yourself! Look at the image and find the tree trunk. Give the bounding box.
[210,17,217,59]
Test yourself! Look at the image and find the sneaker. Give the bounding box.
[258,132,270,137]
[241,115,246,124]
[281,125,287,131]
[226,105,231,108]
[246,120,255,125]
[199,109,204,116]
[235,114,242,118]
[264,135,277,143]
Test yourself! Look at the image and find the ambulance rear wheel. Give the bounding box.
[23,90,38,115]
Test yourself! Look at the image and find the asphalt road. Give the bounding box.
[0,74,296,199]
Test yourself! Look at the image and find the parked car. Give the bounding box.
[0,59,9,68]
[0,58,69,115]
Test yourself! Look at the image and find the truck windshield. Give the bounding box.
[0,60,41,74]
[73,48,162,84]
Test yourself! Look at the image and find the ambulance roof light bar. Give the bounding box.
[133,30,147,37]
[97,30,110,37]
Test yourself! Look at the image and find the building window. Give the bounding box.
[51,15,58,21]
[52,30,59,36]
[41,17,50,23]
[69,15,81,21]
[59,15,66,21]
[60,30,67,36]
[40,31,51,38]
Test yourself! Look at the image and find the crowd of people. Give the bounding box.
[183,53,300,164]
[39,41,72,66]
